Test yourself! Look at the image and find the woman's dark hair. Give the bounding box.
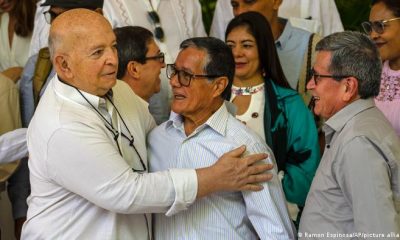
[372,0,400,17]
[10,0,37,37]
[225,11,291,89]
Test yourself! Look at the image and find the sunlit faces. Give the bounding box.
[369,2,400,65]
[136,39,165,100]
[169,47,219,119]
[226,26,262,86]
[65,19,118,97]
[306,51,347,120]
[230,0,277,22]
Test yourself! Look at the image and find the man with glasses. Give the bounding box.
[114,26,165,103]
[148,37,295,239]
[298,31,400,238]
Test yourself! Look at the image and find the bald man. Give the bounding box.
[21,9,272,239]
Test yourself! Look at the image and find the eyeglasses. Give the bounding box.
[166,64,223,87]
[308,68,350,85]
[43,10,61,24]
[148,11,165,42]
[361,17,400,34]
[143,52,165,64]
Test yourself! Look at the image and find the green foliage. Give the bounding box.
[335,0,371,32]
[199,0,217,34]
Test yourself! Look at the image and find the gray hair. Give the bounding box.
[316,31,382,98]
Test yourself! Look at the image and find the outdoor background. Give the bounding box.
[199,0,371,34]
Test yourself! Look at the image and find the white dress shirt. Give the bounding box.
[0,128,28,164]
[22,76,198,239]
[149,103,296,239]
[0,13,32,71]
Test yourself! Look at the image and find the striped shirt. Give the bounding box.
[148,103,296,239]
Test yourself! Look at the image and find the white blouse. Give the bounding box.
[0,13,32,71]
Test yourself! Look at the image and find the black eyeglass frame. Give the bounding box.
[308,68,350,85]
[166,64,223,87]
[361,17,400,35]
[142,52,165,64]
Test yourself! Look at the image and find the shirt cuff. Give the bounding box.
[165,168,197,216]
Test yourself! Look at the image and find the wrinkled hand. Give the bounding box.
[2,67,23,83]
[196,145,273,198]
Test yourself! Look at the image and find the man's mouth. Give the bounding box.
[374,42,386,48]
[173,94,185,100]
[308,96,320,111]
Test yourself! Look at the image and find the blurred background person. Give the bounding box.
[362,0,400,136]
[210,0,343,40]
[0,72,25,239]
[0,0,36,80]
[114,26,166,103]
[225,11,320,227]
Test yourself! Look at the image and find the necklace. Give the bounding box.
[231,83,265,96]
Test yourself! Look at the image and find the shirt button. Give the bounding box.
[252,112,259,118]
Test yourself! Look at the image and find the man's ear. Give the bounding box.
[126,61,141,80]
[273,0,282,10]
[95,8,103,15]
[54,55,73,79]
[342,77,359,102]
[212,76,229,98]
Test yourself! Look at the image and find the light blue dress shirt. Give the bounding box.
[276,20,312,89]
[148,103,296,239]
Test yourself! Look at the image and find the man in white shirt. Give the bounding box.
[21,9,272,239]
[114,26,165,103]
[210,0,344,39]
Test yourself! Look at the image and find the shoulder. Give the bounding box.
[284,22,312,40]
[0,74,17,96]
[226,114,271,153]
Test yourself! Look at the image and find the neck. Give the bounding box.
[233,74,264,87]
[388,58,400,71]
[270,16,284,41]
[183,100,223,136]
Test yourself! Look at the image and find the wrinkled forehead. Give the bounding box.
[176,47,207,73]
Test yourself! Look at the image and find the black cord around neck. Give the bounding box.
[65,83,147,173]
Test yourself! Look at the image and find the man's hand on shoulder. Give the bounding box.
[196,145,273,198]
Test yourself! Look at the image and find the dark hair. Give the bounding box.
[372,0,400,17]
[10,0,36,37]
[114,26,154,79]
[180,37,235,100]
[316,31,382,98]
[225,11,291,89]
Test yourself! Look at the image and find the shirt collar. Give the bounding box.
[53,74,107,110]
[323,98,375,144]
[275,18,290,50]
[165,102,229,137]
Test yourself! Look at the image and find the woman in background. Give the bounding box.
[225,11,320,227]
[0,0,36,81]
[362,0,400,136]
